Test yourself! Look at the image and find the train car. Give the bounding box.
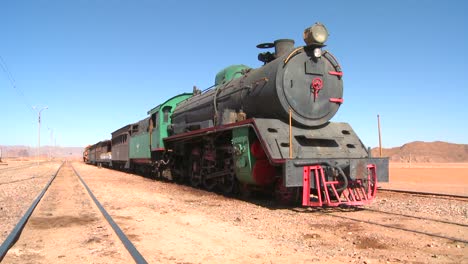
[111,124,132,169]
[83,145,91,163]
[87,143,98,165]
[129,117,152,173]
[95,140,112,167]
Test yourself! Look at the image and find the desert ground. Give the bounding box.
[1,159,467,263]
[381,163,468,196]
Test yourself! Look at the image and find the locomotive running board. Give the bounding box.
[302,164,378,207]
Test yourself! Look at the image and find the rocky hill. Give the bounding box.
[0,145,84,159]
[371,141,468,163]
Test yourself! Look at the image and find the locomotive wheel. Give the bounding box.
[202,173,217,191]
[274,179,301,205]
[189,154,202,187]
[239,183,252,199]
[219,172,238,195]
[153,168,163,180]
[218,157,238,195]
[170,156,185,183]
[170,167,181,183]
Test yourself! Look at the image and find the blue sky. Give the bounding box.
[1,0,467,148]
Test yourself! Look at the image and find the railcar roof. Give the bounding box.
[96,139,111,146]
[111,124,132,136]
[147,93,192,115]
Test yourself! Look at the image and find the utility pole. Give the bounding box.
[377,114,382,157]
[33,106,48,161]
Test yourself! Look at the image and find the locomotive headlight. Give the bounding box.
[313,48,322,58]
[303,22,329,46]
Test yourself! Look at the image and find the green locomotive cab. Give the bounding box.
[147,93,193,152]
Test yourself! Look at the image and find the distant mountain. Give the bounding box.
[0,145,84,158]
[371,141,468,163]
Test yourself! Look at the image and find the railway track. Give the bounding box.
[0,161,50,174]
[302,204,468,244]
[291,188,468,244]
[0,169,55,185]
[361,207,468,228]
[378,188,468,201]
[0,162,147,263]
[0,161,62,185]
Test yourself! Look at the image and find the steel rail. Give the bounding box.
[0,162,64,262]
[292,207,468,244]
[0,170,55,185]
[361,207,468,227]
[71,165,148,264]
[0,176,41,185]
[324,212,468,244]
[0,161,51,174]
[378,188,468,200]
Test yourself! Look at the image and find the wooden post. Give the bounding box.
[289,108,293,158]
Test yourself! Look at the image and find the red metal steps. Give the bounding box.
[302,164,378,207]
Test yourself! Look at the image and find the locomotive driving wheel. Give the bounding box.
[274,178,301,205]
[189,154,202,187]
[218,157,238,195]
[202,177,216,190]
[169,155,183,183]
[219,173,236,195]
[201,167,217,191]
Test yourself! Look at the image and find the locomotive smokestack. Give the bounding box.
[274,39,295,58]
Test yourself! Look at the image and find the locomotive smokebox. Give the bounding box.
[172,23,344,129]
[274,39,294,58]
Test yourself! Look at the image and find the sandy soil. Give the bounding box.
[71,162,467,264]
[1,161,467,263]
[381,163,468,196]
[0,161,61,242]
[2,163,133,263]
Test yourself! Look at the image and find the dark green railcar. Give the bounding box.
[127,93,192,173]
[129,117,151,164]
[147,93,192,152]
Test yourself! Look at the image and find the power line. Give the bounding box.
[0,55,35,113]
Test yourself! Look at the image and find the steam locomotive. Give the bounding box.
[84,23,389,206]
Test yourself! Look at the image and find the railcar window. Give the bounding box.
[155,112,159,128]
[112,134,128,146]
[162,106,172,123]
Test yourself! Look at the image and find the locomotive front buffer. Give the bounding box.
[251,118,389,207]
[284,158,389,207]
